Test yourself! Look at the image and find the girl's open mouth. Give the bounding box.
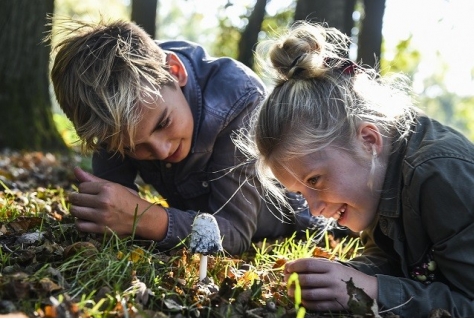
[336,204,347,223]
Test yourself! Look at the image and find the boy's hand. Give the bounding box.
[68,167,168,240]
[284,258,378,313]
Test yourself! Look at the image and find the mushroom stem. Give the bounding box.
[199,254,208,281]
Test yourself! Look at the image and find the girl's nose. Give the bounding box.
[304,193,325,217]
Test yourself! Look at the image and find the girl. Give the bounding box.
[244,21,474,316]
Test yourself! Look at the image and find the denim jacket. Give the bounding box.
[92,40,313,255]
[346,115,474,316]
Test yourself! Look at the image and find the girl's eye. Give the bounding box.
[157,117,171,129]
[307,176,320,187]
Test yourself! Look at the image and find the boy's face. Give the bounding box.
[125,82,194,162]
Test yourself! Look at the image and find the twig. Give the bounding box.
[379,296,414,314]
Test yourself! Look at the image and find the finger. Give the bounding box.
[75,218,108,234]
[69,204,103,222]
[286,258,333,274]
[288,286,336,302]
[74,167,106,183]
[69,191,104,207]
[76,181,110,195]
[292,273,334,288]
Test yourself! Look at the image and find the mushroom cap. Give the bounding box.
[189,213,223,255]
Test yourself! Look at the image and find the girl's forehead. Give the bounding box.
[273,150,327,176]
[282,149,329,167]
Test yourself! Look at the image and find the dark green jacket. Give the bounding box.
[347,115,474,317]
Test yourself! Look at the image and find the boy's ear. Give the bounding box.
[166,52,188,87]
[358,123,383,155]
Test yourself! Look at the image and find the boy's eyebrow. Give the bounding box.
[153,107,169,131]
[147,108,168,136]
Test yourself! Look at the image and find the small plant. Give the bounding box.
[287,272,306,318]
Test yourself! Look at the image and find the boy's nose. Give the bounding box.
[149,140,172,160]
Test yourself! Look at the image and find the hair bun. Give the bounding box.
[256,22,350,83]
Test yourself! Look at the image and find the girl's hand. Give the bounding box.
[284,257,378,312]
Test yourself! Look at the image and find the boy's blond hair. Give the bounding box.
[51,19,175,154]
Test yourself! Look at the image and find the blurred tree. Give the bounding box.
[53,0,129,21]
[293,0,356,37]
[381,37,474,141]
[0,0,67,152]
[357,0,386,69]
[238,0,269,68]
[214,6,245,59]
[157,2,216,46]
[131,0,158,38]
[293,0,387,70]
[214,1,294,69]
[380,36,421,77]
[419,58,472,138]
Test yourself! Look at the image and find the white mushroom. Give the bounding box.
[189,213,223,281]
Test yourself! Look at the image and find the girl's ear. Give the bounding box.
[166,52,188,87]
[358,123,383,155]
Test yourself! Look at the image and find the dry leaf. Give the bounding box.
[312,246,333,259]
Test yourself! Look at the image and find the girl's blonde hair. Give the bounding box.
[51,18,175,154]
[235,21,417,211]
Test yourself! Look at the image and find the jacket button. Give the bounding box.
[202,181,209,188]
[165,163,172,168]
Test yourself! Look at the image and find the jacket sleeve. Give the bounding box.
[92,148,139,192]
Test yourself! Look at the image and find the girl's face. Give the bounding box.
[271,142,383,232]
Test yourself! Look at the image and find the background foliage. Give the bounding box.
[52,0,474,148]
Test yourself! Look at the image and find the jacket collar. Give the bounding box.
[378,134,409,219]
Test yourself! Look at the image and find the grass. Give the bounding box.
[0,181,364,317]
[0,146,364,317]
[0,185,361,317]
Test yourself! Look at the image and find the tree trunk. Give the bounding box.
[238,0,269,69]
[0,0,67,152]
[356,0,386,69]
[131,0,158,39]
[294,0,355,38]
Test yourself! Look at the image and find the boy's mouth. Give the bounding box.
[164,143,182,162]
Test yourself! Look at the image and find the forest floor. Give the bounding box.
[0,150,449,318]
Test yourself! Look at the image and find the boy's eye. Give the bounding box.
[157,117,170,129]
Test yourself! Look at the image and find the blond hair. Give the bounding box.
[235,22,417,210]
[50,18,175,154]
